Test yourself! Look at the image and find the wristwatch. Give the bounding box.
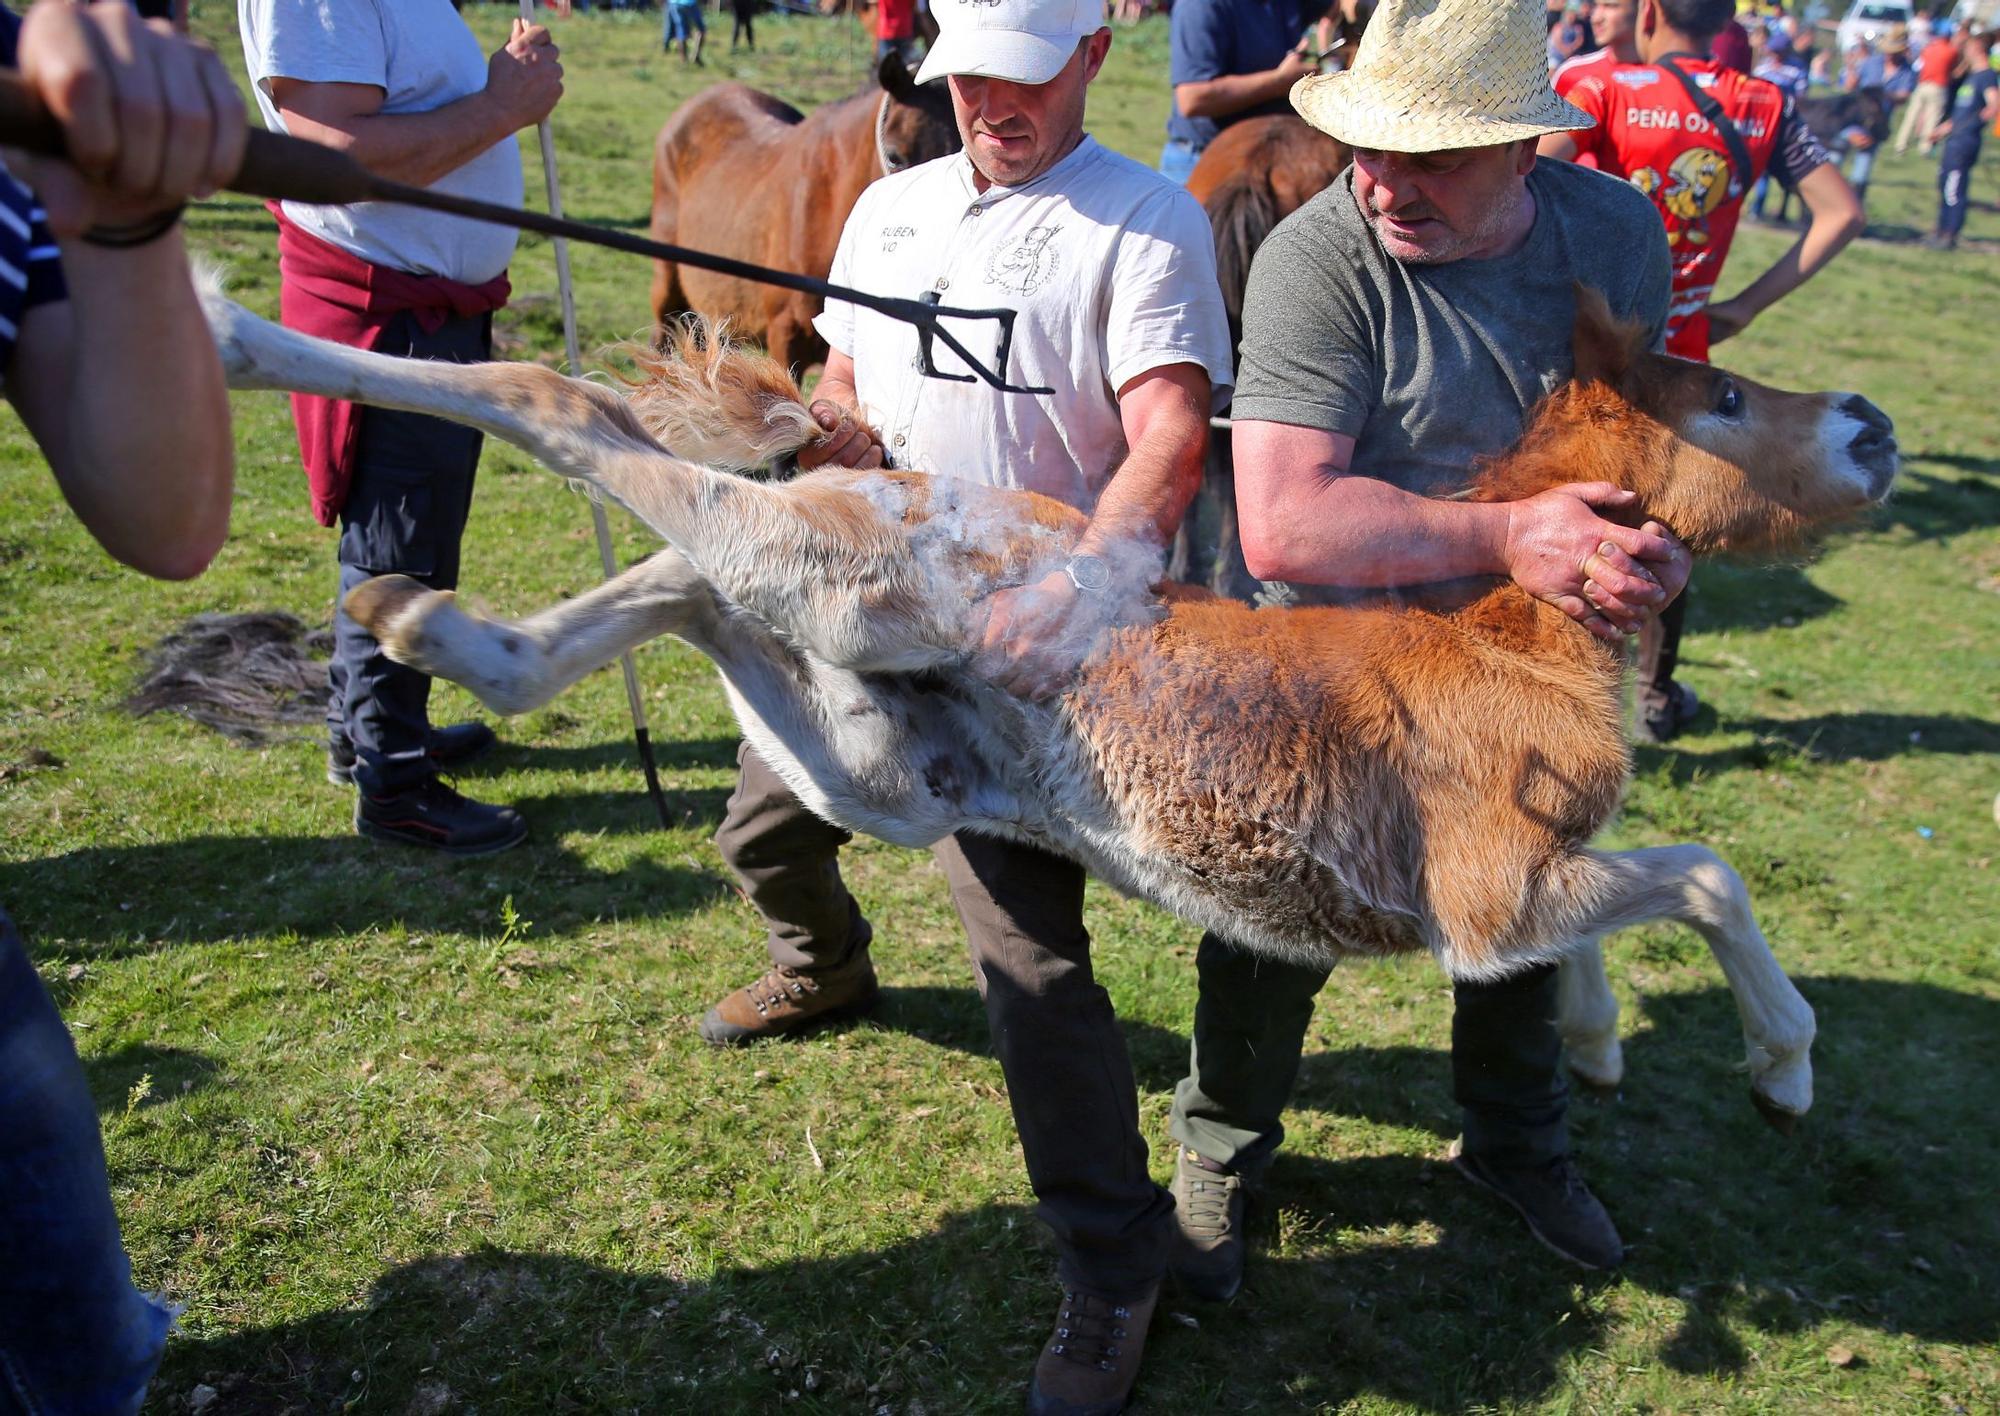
[1063,554,1112,593]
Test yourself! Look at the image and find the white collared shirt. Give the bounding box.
[814,136,1234,510]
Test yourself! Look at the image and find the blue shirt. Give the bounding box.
[1943,68,1996,153]
[0,8,69,380]
[1167,0,1314,150]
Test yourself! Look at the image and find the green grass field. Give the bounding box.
[2,6,1997,1411]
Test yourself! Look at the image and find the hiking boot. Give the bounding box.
[328,722,497,787]
[698,948,879,1046]
[355,776,527,856]
[1027,1279,1159,1416]
[1168,1147,1246,1302]
[1635,682,1699,745]
[1448,1138,1625,1271]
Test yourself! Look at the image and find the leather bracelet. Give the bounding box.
[79,204,186,249]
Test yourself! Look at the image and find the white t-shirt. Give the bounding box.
[814,137,1234,510]
[239,0,523,283]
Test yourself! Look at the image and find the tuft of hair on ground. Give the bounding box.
[123,611,333,746]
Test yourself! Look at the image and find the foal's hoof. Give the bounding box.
[345,574,436,639]
[1751,1089,1801,1136]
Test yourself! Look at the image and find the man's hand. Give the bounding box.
[794,399,886,471]
[485,19,564,132]
[1273,47,1317,85]
[975,570,1108,700]
[5,0,248,236]
[1502,482,1689,642]
[1703,295,1754,344]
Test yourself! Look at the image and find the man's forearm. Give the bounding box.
[1239,472,1510,587]
[1074,421,1205,563]
[47,233,233,579]
[1175,70,1293,121]
[1733,203,1862,320]
[281,91,517,188]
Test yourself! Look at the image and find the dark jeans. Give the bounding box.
[1636,589,1688,722]
[1169,931,1568,1175]
[326,310,490,795]
[1938,139,1979,240]
[715,747,1172,1294]
[0,909,174,1414]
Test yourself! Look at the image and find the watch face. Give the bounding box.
[1067,555,1112,592]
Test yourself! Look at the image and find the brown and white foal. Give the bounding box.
[201,284,1896,1130]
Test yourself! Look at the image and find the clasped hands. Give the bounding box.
[1501,482,1690,643]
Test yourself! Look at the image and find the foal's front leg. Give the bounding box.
[1575,844,1815,1129]
[347,550,712,716]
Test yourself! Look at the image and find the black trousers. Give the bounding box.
[715,746,1173,1294]
[326,309,491,795]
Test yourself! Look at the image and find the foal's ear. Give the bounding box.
[1569,283,1641,389]
[878,48,920,103]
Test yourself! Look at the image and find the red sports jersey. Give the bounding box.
[1551,48,1619,168]
[1565,57,1827,360]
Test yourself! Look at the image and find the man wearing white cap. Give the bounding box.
[700,0,1233,1409]
[1163,0,1690,1300]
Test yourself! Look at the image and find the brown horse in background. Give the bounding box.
[1180,115,1351,598]
[649,51,960,373]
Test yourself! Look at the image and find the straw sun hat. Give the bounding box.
[1292,0,1594,153]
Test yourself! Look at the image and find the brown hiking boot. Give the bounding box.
[698,949,879,1045]
[1448,1137,1625,1270]
[1027,1279,1159,1416]
[1168,1147,1246,1302]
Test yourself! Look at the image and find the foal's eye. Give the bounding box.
[1715,379,1744,419]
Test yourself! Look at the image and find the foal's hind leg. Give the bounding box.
[1562,845,1815,1129]
[348,550,712,717]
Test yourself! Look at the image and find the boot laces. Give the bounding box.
[751,965,818,1015]
[1047,1288,1132,1372]
[1180,1160,1241,1240]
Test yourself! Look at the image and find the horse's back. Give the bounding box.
[656,82,808,177]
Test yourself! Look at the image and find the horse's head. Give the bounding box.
[876,50,962,173]
[1479,288,1897,555]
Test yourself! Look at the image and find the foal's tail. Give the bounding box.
[621,319,820,472]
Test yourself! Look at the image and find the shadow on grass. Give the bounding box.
[1635,708,1999,779]
[2,825,731,959]
[1682,561,1844,633]
[144,977,1998,1411]
[1879,461,2000,541]
[82,1044,222,1115]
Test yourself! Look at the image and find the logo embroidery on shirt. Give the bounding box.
[880,224,918,253]
[985,224,1062,294]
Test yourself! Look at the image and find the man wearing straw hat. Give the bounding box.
[1163,0,1690,1299]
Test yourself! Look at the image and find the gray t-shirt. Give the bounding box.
[1232,158,1671,499]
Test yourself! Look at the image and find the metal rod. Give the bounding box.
[519,1,674,831]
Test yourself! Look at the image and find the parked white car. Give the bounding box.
[1837,0,1915,55]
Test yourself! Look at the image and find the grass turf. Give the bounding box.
[0,6,1995,1411]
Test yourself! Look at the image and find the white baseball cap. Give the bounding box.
[913,0,1107,87]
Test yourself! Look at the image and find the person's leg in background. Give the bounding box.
[0,908,176,1416]
[1164,931,1329,1300]
[338,310,524,855]
[702,742,878,1044]
[1449,964,1624,1270]
[935,832,1173,1414]
[1634,591,1695,744]
[1157,137,1201,187]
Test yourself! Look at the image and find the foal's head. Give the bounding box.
[1483,288,1898,555]
[876,50,962,173]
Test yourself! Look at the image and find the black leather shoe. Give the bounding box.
[1449,1139,1625,1270]
[355,776,526,856]
[328,722,497,786]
